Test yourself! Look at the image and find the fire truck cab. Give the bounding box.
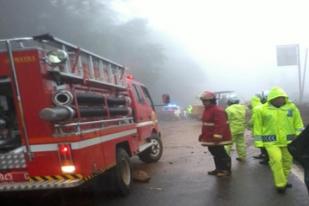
[0,34,163,195]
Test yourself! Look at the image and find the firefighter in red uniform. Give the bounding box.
[199,91,232,177]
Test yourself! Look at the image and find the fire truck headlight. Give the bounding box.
[61,165,76,174]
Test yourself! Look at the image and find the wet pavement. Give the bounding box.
[2,120,309,206]
[96,120,309,206]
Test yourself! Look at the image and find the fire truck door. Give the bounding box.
[131,84,153,142]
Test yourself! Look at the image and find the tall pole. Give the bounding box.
[301,48,308,102]
[297,45,302,103]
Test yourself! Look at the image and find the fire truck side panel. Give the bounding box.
[72,125,138,177]
[26,125,138,178]
[8,49,54,138]
[72,136,135,177]
[0,54,9,74]
[72,141,106,176]
[27,151,61,176]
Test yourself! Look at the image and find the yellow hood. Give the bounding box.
[267,87,288,102]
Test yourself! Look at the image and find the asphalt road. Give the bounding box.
[2,120,309,206]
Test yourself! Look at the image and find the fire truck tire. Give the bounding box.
[138,134,163,163]
[111,148,132,196]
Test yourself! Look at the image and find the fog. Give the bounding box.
[1,0,309,107]
[113,0,309,104]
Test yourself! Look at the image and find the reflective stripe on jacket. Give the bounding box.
[199,104,232,146]
[251,104,265,147]
[253,87,304,147]
[249,95,264,147]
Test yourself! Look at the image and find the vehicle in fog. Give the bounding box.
[189,91,236,120]
[215,91,236,108]
[158,103,182,120]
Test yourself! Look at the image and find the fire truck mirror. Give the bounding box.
[46,49,68,66]
[162,94,170,105]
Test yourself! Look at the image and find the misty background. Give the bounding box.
[0,0,308,107]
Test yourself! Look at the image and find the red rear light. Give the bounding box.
[60,145,69,154]
[127,74,134,79]
[59,144,71,156]
[58,144,76,174]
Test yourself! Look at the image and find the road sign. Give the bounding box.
[276,44,299,66]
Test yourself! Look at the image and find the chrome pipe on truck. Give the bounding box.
[76,94,131,106]
[40,106,132,121]
[76,93,105,104]
[53,90,73,106]
[79,107,132,117]
[108,96,132,106]
[39,106,75,122]
[56,92,132,106]
[107,96,127,105]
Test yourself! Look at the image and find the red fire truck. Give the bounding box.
[0,34,163,195]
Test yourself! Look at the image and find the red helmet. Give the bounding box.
[200,91,216,100]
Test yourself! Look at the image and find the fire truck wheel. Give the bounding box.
[138,134,163,163]
[112,148,132,196]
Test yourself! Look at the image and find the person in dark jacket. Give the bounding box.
[288,125,309,193]
[198,91,232,177]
